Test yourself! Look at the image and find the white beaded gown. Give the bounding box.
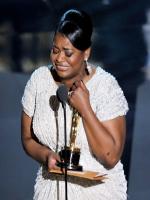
[21,64,129,200]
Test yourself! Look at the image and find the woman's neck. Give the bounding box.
[50,64,95,89]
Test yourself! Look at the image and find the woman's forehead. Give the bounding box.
[53,32,80,52]
[54,33,71,45]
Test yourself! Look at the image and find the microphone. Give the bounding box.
[56,84,68,200]
[49,95,60,114]
[49,95,60,152]
[56,84,68,109]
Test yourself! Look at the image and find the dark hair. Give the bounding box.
[55,9,93,51]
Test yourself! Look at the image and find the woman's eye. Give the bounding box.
[65,52,73,57]
[52,48,59,54]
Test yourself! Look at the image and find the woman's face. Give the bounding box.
[50,32,88,84]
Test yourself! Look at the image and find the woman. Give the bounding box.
[21,9,128,200]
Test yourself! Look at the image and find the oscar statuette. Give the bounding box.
[58,108,83,171]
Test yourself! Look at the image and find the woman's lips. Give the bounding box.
[55,65,69,71]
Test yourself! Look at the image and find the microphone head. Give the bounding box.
[56,84,68,105]
[49,95,60,112]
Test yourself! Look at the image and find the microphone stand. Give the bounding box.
[62,102,68,200]
[56,84,69,200]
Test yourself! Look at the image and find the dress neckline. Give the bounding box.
[48,63,98,88]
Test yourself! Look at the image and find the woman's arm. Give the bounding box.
[81,107,126,169]
[21,111,60,169]
[69,80,126,169]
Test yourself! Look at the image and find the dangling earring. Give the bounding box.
[84,59,88,67]
[84,59,89,75]
[84,59,92,75]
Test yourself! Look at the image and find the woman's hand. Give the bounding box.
[47,150,61,170]
[68,80,91,115]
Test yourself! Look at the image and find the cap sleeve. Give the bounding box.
[96,75,129,121]
[21,70,37,117]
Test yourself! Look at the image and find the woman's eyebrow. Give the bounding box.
[63,47,73,51]
[52,45,73,51]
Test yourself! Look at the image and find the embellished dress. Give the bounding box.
[22,64,129,200]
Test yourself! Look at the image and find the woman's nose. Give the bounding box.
[56,52,65,62]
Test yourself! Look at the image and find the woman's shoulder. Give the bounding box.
[31,65,50,76]
[28,65,52,81]
[89,63,118,86]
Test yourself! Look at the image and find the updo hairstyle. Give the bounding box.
[55,9,93,51]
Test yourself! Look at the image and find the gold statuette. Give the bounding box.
[58,108,83,171]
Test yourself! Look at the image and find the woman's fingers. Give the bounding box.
[47,151,61,170]
[80,80,87,91]
[70,80,85,92]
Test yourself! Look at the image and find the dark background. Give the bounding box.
[0,0,150,199]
